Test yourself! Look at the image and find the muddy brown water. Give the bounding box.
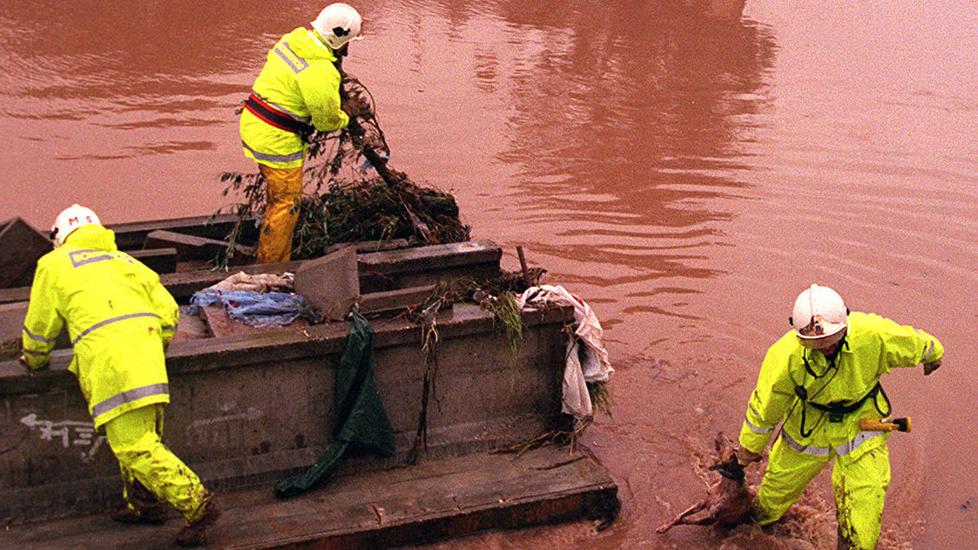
[1,1,975,548]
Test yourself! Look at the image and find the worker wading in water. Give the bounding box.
[240,2,371,263]
[736,284,943,549]
[19,205,221,547]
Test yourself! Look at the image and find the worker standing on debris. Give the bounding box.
[240,2,370,263]
[735,284,943,549]
[19,204,221,547]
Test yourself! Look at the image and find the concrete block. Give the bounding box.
[0,217,50,288]
[0,302,27,343]
[0,302,69,349]
[0,287,30,306]
[293,245,360,322]
[359,285,437,316]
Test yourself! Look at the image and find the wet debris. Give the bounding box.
[217,75,469,268]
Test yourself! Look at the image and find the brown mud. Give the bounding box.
[1,1,975,548]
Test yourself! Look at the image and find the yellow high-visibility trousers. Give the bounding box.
[256,164,304,264]
[104,404,209,523]
[755,436,890,549]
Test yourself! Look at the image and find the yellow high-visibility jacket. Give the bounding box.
[21,224,178,429]
[739,312,943,464]
[240,27,350,169]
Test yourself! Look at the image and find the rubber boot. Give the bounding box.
[175,495,222,548]
[111,479,167,525]
[111,502,168,525]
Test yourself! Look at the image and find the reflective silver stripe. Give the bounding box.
[68,249,116,268]
[274,41,309,74]
[22,348,48,356]
[835,431,885,456]
[781,432,831,457]
[72,312,160,345]
[22,326,52,343]
[745,417,774,434]
[241,140,304,163]
[91,383,169,419]
[921,340,935,361]
[748,403,761,418]
[253,91,311,123]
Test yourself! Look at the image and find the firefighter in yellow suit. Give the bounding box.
[240,3,369,263]
[736,284,944,549]
[20,205,220,547]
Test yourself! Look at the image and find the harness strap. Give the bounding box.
[807,382,882,415]
[244,93,314,137]
[794,381,892,437]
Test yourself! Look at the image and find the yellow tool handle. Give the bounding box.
[859,417,912,433]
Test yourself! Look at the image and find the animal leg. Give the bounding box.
[656,500,707,533]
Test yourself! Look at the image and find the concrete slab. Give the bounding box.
[293,246,360,322]
[0,447,618,549]
[0,217,51,288]
[198,305,310,339]
[172,306,210,342]
[0,302,26,343]
[324,238,409,255]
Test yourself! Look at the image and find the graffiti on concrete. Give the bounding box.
[185,407,263,432]
[19,413,107,463]
[184,407,264,447]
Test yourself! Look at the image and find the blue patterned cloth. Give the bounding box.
[188,290,315,328]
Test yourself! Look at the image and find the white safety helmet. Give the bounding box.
[790,284,848,346]
[311,3,363,50]
[51,204,101,247]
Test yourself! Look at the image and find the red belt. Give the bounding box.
[244,93,314,137]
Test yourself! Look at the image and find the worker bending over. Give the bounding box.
[20,204,220,547]
[240,2,370,263]
[736,284,943,549]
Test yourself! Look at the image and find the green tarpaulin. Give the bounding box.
[275,310,395,498]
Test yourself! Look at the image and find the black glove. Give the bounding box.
[342,95,371,118]
[735,446,762,466]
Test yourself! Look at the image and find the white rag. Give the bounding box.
[209,271,295,293]
[517,285,614,419]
